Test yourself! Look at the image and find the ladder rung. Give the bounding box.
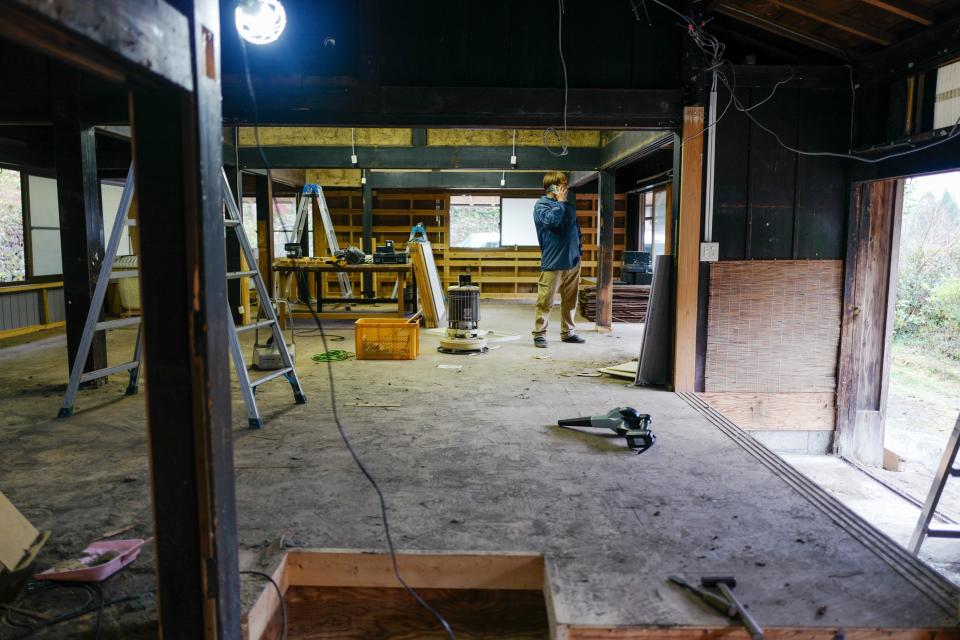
[109,270,139,280]
[227,270,258,279]
[95,317,141,331]
[949,467,960,477]
[926,524,960,539]
[236,320,274,333]
[79,361,139,383]
[125,219,137,227]
[250,367,293,388]
[224,219,241,227]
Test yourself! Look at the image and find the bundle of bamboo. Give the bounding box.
[578,284,651,323]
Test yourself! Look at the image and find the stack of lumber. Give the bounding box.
[578,284,651,323]
[409,241,447,328]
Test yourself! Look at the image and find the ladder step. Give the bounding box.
[224,219,241,227]
[926,524,960,539]
[236,320,274,333]
[949,467,960,477]
[94,317,142,331]
[79,361,139,383]
[125,219,137,227]
[227,270,258,279]
[250,367,293,388]
[110,270,139,280]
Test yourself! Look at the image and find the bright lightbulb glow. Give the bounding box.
[235,0,287,45]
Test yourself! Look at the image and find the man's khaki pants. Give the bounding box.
[533,263,581,338]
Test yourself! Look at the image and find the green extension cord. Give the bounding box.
[311,349,354,363]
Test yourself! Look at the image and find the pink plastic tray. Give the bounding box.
[34,538,150,583]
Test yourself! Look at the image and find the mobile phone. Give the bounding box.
[548,185,561,195]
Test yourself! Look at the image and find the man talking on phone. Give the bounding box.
[532,171,584,348]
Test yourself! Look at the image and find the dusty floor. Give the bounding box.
[0,304,958,638]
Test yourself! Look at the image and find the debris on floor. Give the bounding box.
[598,361,638,379]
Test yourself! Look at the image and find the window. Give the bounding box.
[241,196,258,262]
[0,168,25,283]
[934,58,960,131]
[449,195,540,248]
[638,185,669,262]
[501,198,540,246]
[273,196,299,256]
[101,181,133,256]
[27,176,61,277]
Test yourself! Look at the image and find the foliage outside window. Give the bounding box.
[0,168,25,283]
[894,174,960,360]
[450,195,501,248]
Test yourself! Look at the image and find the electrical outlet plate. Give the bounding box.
[700,242,719,262]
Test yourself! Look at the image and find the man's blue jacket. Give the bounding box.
[533,195,582,271]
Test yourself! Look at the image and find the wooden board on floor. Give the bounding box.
[410,240,447,328]
[697,392,836,430]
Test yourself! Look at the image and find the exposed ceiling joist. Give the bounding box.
[714,3,850,59]
[859,0,934,26]
[767,0,895,45]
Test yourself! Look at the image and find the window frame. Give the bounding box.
[0,165,63,288]
[449,190,543,250]
[637,184,669,257]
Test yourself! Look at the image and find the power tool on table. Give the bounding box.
[557,407,655,454]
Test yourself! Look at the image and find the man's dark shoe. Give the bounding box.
[534,336,548,348]
[561,334,586,344]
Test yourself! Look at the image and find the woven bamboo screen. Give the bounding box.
[705,260,843,393]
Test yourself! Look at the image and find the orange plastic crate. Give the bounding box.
[354,318,420,360]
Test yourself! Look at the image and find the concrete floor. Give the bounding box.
[1,303,958,637]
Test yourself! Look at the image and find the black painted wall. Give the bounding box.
[712,85,851,261]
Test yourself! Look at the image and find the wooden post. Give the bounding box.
[130,0,241,635]
[52,110,107,379]
[596,171,615,332]
[255,174,274,297]
[362,181,374,296]
[674,106,705,392]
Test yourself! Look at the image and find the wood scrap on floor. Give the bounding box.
[578,284,650,323]
[598,361,639,379]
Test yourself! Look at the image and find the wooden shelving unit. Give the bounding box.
[308,190,627,300]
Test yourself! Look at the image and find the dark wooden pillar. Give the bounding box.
[225,128,243,324]
[255,174,274,294]
[596,170,615,332]
[130,0,240,636]
[362,181,374,296]
[53,119,108,378]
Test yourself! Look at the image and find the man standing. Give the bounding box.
[532,171,584,347]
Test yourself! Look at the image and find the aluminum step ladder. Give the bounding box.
[57,166,306,428]
[290,183,353,298]
[221,168,306,428]
[909,413,960,555]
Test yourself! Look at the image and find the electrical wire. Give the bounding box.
[311,349,354,362]
[238,33,457,640]
[543,0,569,157]
[646,0,960,163]
[240,571,286,640]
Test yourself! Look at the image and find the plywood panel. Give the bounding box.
[705,260,842,393]
[698,392,836,430]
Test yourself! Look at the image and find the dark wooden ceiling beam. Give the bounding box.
[859,0,934,26]
[857,13,960,81]
[237,145,601,171]
[222,85,682,129]
[714,3,851,59]
[767,0,895,45]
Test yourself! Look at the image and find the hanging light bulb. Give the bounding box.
[361,169,367,185]
[236,0,287,45]
[500,171,506,187]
